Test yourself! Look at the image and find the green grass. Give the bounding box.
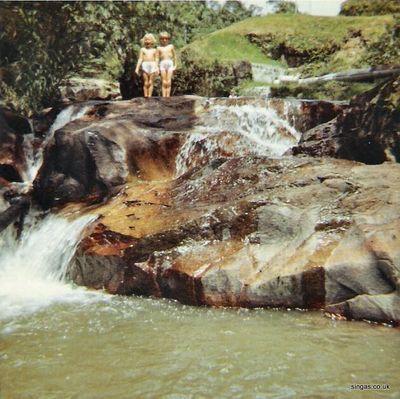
[233,79,377,101]
[187,31,280,65]
[183,13,394,67]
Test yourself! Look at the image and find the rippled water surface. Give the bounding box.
[1,295,399,399]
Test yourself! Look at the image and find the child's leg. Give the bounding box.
[160,70,168,97]
[143,72,150,97]
[148,73,155,97]
[166,69,174,97]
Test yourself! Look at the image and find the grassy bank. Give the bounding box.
[184,13,395,71]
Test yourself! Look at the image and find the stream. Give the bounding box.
[0,100,399,399]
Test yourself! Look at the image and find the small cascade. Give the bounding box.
[0,213,102,320]
[176,100,301,176]
[251,63,288,84]
[22,104,90,183]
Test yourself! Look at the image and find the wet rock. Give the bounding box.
[70,152,400,324]
[233,60,253,85]
[0,108,31,135]
[326,293,400,326]
[60,78,120,103]
[293,77,400,164]
[33,97,201,207]
[0,109,28,183]
[33,130,128,207]
[33,95,398,325]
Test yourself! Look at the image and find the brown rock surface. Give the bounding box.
[70,152,400,325]
[30,94,396,325]
[0,109,30,183]
[293,77,400,164]
[60,78,120,103]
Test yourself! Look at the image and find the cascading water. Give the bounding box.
[22,104,90,183]
[176,100,301,176]
[0,104,101,320]
[0,213,101,320]
[1,99,399,399]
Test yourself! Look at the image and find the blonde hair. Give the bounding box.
[159,31,171,39]
[141,33,156,46]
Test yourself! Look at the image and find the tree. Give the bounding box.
[0,1,253,114]
[340,0,400,16]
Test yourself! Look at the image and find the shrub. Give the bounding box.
[269,81,376,101]
[172,51,237,97]
[274,1,297,14]
[340,0,400,16]
[365,15,400,65]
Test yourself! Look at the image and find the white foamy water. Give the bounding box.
[0,213,105,320]
[176,101,301,175]
[22,104,90,183]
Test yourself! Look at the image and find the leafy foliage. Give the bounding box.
[274,1,297,14]
[269,80,376,101]
[172,50,237,97]
[0,1,253,115]
[340,0,400,16]
[365,15,400,65]
[0,2,126,114]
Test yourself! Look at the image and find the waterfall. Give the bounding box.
[0,213,102,320]
[22,104,90,183]
[0,104,99,320]
[176,100,301,176]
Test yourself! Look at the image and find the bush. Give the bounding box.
[274,1,297,14]
[340,0,400,16]
[365,15,400,65]
[269,81,376,101]
[172,51,237,97]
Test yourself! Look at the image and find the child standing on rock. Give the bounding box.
[135,33,159,98]
[157,32,177,97]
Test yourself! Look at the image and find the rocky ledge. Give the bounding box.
[26,93,395,327]
[3,91,398,326]
[70,155,400,326]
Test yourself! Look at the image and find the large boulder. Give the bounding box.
[70,156,400,326]
[60,78,120,103]
[292,77,400,164]
[33,129,128,208]
[0,108,31,183]
[51,95,400,326]
[33,96,201,207]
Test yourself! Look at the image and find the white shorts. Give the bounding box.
[141,61,158,74]
[159,59,175,72]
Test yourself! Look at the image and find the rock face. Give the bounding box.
[34,128,128,208]
[0,109,30,184]
[60,78,120,103]
[36,96,332,207]
[33,96,203,207]
[70,155,400,325]
[292,77,400,164]
[232,60,253,85]
[29,94,394,326]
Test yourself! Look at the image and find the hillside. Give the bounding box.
[184,13,396,73]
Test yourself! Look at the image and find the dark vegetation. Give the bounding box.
[340,0,400,16]
[0,1,253,115]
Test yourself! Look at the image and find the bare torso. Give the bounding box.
[158,44,174,61]
[141,47,158,62]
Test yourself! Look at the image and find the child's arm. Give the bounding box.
[155,49,160,74]
[135,48,144,75]
[171,45,177,69]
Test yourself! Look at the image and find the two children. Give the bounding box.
[135,32,177,98]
